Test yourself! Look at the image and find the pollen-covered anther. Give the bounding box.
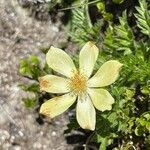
[69,73,87,95]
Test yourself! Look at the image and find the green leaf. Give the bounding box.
[103,13,113,21]
[99,138,107,150]
[22,98,37,108]
[146,122,150,131]
[19,83,39,92]
[19,56,42,79]
[68,8,103,46]
[43,63,51,74]
[113,0,125,4]
[29,55,40,66]
[19,60,31,76]
[64,118,79,134]
[103,11,136,55]
[40,46,50,54]
[125,89,135,98]
[107,112,118,128]
[135,125,145,136]
[135,0,150,36]
[97,2,105,13]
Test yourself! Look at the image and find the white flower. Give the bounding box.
[39,41,123,130]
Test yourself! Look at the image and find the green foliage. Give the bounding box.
[120,53,150,85]
[135,0,150,36]
[113,0,125,4]
[97,1,113,22]
[19,55,41,80]
[103,11,136,55]
[19,55,52,110]
[19,55,51,80]
[22,97,37,108]
[19,83,39,93]
[64,117,79,134]
[68,8,103,46]
[135,113,150,136]
[65,0,150,149]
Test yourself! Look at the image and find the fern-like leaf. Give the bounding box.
[135,0,150,36]
[103,11,136,55]
[68,8,103,46]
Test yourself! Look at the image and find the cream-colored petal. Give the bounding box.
[46,46,77,78]
[76,95,96,130]
[79,42,99,78]
[40,93,77,118]
[88,88,114,112]
[39,75,70,93]
[88,60,123,87]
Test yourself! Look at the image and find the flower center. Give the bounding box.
[69,72,87,95]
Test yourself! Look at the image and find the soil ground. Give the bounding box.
[0,0,73,149]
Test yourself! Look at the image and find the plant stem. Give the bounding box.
[85,132,96,150]
[59,0,101,11]
[85,0,92,28]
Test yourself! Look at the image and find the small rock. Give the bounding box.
[0,129,10,142]
[12,145,22,150]
[33,142,42,149]
[52,131,56,136]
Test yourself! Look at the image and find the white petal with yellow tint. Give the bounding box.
[39,75,70,93]
[88,88,114,112]
[76,95,96,130]
[79,42,99,78]
[46,46,77,78]
[88,60,123,87]
[40,93,77,118]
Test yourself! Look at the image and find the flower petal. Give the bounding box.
[76,95,96,130]
[79,42,99,78]
[88,88,114,112]
[46,46,77,78]
[88,60,123,87]
[39,75,70,93]
[40,93,77,118]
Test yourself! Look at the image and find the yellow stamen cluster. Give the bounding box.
[69,73,87,95]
